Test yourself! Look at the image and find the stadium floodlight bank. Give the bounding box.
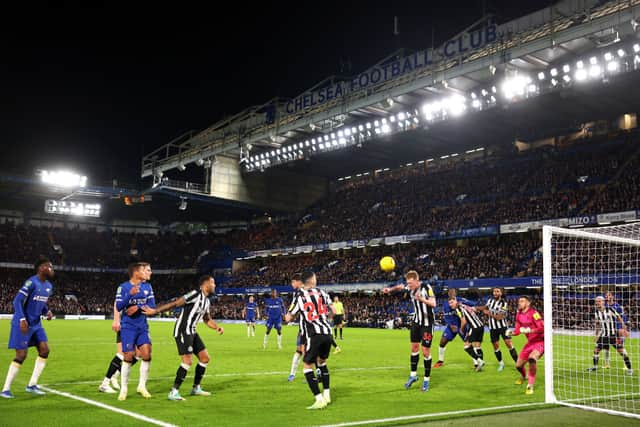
[543,223,640,419]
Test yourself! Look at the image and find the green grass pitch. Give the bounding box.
[0,320,637,426]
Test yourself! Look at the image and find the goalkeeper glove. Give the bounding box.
[505,328,514,337]
[520,327,531,334]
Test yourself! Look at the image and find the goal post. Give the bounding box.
[543,224,640,418]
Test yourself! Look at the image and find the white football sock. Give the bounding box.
[28,357,47,387]
[138,361,150,389]
[3,361,21,391]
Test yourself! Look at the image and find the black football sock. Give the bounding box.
[105,355,122,378]
[173,363,189,390]
[410,352,419,373]
[318,365,330,389]
[194,362,207,387]
[423,357,432,379]
[304,369,321,395]
[494,349,503,362]
[509,347,518,362]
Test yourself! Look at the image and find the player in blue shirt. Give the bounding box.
[263,289,285,349]
[604,291,628,369]
[242,296,259,338]
[2,257,54,399]
[114,262,156,401]
[433,288,474,368]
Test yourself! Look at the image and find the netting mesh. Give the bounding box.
[548,223,640,417]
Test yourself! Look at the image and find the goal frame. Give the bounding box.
[542,225,640,419]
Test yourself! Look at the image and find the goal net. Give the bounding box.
[543,223,640,418]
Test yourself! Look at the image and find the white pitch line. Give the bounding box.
[315,402,549,427]
[45,366,404,387]
[40,386,178,427]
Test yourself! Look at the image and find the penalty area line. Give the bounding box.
[39,386,178,427]
[46,365,405,386]
[315,402,549,427]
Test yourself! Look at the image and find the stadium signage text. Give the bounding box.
[45,199,101,218]
[285,24,499,115]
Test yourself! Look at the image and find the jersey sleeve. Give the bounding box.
[532,310,544,333]
[13,280,33,321]
[289,295,301,316]
[115,284,131,312]
[146,284,156,308]
[182,290,199,304]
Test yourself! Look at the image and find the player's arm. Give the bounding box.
[146,285,156,309]
[507,317,521,336]
[529,311,544,334]
[614,312,630,337]
[285,299,300,323]
[41,301,52,321]
[459,311,468,337]
[112,301,121,332]
[13,284,31,333]
[203,311,224,335]
[382,284,405,294]
[142,296,185,316]
[115,284,134,312]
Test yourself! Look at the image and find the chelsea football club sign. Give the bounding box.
[285,24,499,115]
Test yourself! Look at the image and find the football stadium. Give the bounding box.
[2,1,640,426]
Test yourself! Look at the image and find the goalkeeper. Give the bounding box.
[506,296,544,395]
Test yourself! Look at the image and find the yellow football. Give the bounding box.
[380,256,396,272]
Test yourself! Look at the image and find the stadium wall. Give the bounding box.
[209,155,328,212]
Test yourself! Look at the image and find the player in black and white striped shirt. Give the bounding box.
[476,288,518,371]
[383,270,436,392]
[449,298,486,372]
[142,275,224,400]
[588,296,632,374]
[285,271,335,410]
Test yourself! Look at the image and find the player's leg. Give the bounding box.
[302,337,326,409]
[169,333,193,401]
[25,334,49,395]
[2,323,31,398]
[289,333,304,381]
[246,321,251,337]
[435,326,453,367]
[525,346,543,394]
[420,327,433,391]
[118,327,138,400]
[191,335,211,396]
[317,336,332,404]
[276,324,282,349]
[463,341,478,367]
[503,335,518,363]
[136,341,152,398]
[339,321,343,339]
[615,340,632,374]
[490,329,504,371]
[263,321,272,348]
[331,334,341,354]
[589,339,604,371]
[100,336,123,393]
[405,325,421,389]
[515,345,531,384]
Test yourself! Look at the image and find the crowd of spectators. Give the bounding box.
[232,133,640,250]
[229,236,541,287]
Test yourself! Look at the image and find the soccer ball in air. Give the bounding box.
[380,256,396,272]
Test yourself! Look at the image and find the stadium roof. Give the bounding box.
[143,0,640,180]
